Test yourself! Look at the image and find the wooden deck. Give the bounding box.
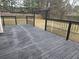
[0,25,79,59]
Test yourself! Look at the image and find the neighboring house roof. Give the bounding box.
[0,8,49,17]
[0,12,34,17]
[66,12,79,16]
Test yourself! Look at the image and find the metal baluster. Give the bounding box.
[45,10,49,31]
[66,22,72,40]
[15,16,17,25]
[33,11,35,26]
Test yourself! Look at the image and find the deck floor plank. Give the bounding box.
[0,25,79,59]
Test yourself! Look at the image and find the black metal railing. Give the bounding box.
[1,9,79,41]
[33,9,79,41]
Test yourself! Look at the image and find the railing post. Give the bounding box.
[66,22,72,40]
[33,11,35,26]
[45,10,48,31]
[15,16,17,25]
[2,16,5,26]
[26,16,28,24]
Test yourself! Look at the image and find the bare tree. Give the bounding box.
[0,0,17,12]
[23,0,39,8]
[47,0,78,19]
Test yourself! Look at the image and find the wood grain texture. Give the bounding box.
[0,25,79,59]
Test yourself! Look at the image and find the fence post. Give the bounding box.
[66,22,72,40]
[45,10,48,31]
[26,16,28,24]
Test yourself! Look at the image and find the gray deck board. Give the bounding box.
[0,25,79,59]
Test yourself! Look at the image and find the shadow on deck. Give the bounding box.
[0,25,79,59]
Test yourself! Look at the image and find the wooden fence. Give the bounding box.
[1,10,79,42]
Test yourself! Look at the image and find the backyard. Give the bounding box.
[1,15,79,42]
[0,0,79,59]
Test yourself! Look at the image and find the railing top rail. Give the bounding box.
[47,18,79,24]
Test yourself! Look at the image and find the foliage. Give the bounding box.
[0,0,16,11]
[0,0,78,20]
[23,0,39,8]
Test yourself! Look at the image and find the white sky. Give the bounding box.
[15,0,24,7]
[70,0,79,5]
